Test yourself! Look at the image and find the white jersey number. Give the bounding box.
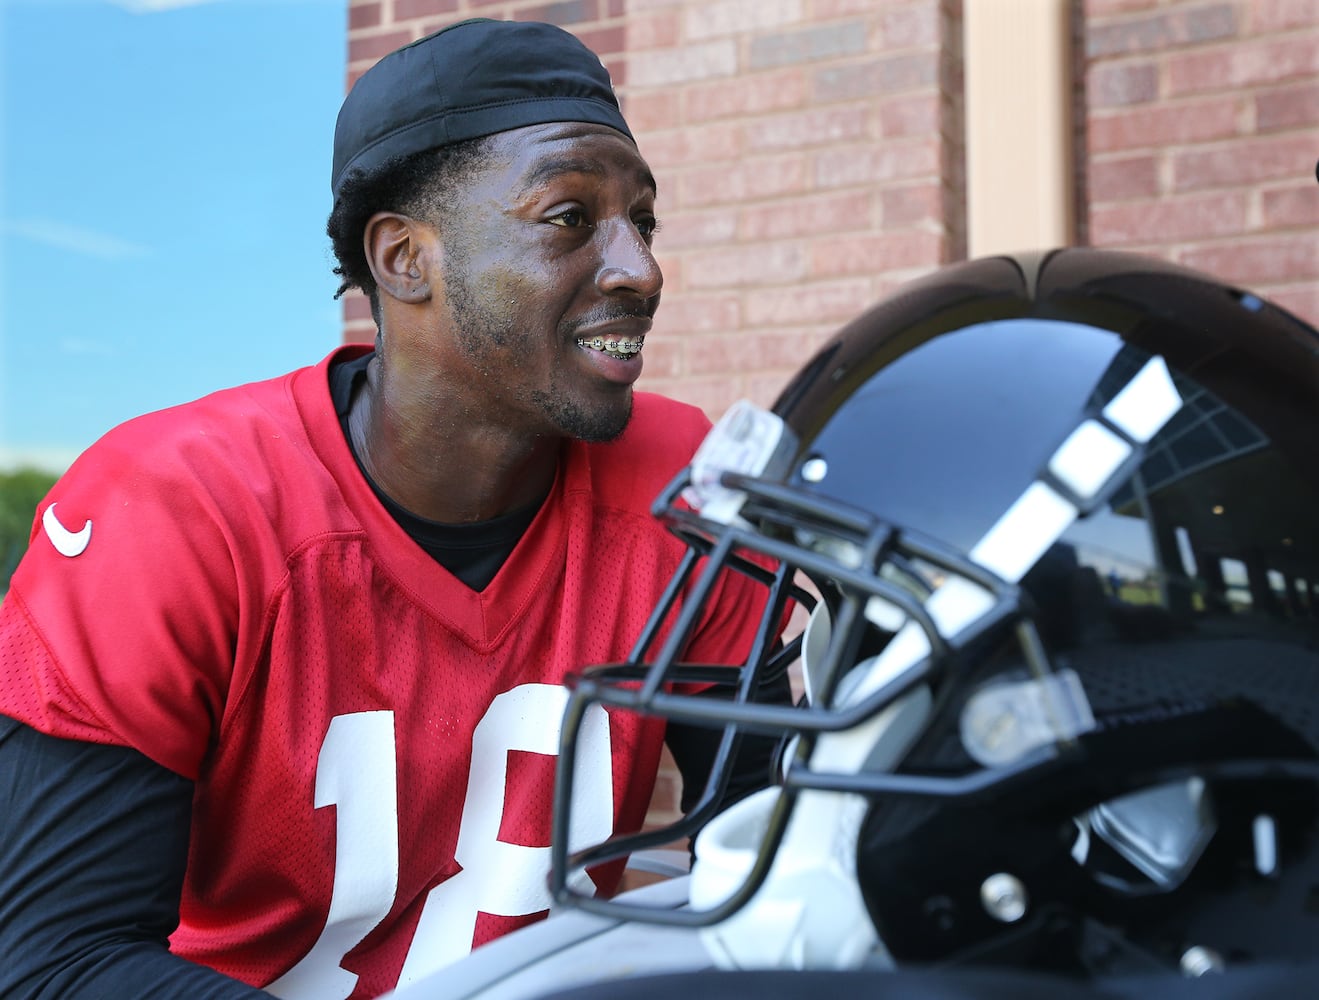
[268,684,614,999]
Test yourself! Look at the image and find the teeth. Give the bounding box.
[578,335,644,356]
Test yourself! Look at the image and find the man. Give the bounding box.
[0,20,782,999]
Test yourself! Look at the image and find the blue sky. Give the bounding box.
[1,0,347,472]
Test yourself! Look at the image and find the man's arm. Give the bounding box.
[0,715,268,999]
[664,659,794,816]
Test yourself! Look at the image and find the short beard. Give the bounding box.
[443,244,634,444]
[531,387,633,443]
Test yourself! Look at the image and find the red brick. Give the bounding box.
[622,90,682,132]
[1167,36,1319,96]
[879,92,941,137]
[1085,4,1236,58]
[743,106,872,152]
[348,29,414,64]
[1256,82,1319,131]
[630,332,684,379]
[880,182,943,226]
[654,254,683,291]
[624,10,681,49]
[745,279,875,326]
[625,0,688,10]
[678,155,808,207]
[1084,0,1157,14]
[1171,133,1319,192]
[810,229,944,276]
[882,3,940,49]
[654,254,685,294]
[685,243,810,289]
[343,292,374,322]
[682,0,805,42]
[740,191,873,240]
[814,0,885,16]
[1262,184,1319,229]
[1090,191,1249,244]
[686,331,764,374]
[754,328,832,369]
[1087,98,1238,152]
[651,209,739,249]
[749,21,868,70]
[813,52,939,101]
[349,3,382,29]
[1250,0,1319,32]
[639,123,742,169]
[650,295,742,335]
[1177,232,1319,284]
[343,315,375,345]
[813,140,940,188]
[1088,154,1160,202]
[391,0,458,21]
[574,25,625,56]
[743,375,788,410]
[1087,61,1158,107]
[603,56,627,88]
[628,40,738,86]
[683,69,809,123]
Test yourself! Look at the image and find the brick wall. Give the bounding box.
[344,0,1318,356]
[1083,0,1319,322]
[343,0,1317,839]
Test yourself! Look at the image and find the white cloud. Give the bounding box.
[2,218,150,261]
[106,0,228,13]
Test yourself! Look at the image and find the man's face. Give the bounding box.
[427,122,663,443]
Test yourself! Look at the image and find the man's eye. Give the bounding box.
[635,216,661,239]
[550,209,589,228]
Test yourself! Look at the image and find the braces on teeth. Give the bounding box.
[579,336,643,355]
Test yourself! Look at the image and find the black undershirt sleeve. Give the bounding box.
[664,656,795,818]
[0,715,269,1000]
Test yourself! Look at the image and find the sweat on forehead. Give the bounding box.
[331,18,634,199]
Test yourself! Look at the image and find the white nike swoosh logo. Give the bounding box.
[43,503,93,558]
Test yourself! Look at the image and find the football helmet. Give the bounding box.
[549,249,1319,979]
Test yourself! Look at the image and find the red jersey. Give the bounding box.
[0,348,764,997]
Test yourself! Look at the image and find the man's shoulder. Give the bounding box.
[51,357,342,534]
[88,359,327,473]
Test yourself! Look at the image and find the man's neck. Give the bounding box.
[347,355,561,524]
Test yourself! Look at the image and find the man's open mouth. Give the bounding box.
[577,336,644,360]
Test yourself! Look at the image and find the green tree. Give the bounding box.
[1,468,59,594]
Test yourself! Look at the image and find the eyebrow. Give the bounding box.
[520,156,658,198]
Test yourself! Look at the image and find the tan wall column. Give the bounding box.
[964,0,1075,257]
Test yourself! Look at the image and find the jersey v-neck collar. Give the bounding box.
[296,346,575,649]
[329,351,548,592]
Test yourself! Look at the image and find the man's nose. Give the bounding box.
[596,220,663,300]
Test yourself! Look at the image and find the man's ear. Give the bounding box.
[364,211,433,305]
